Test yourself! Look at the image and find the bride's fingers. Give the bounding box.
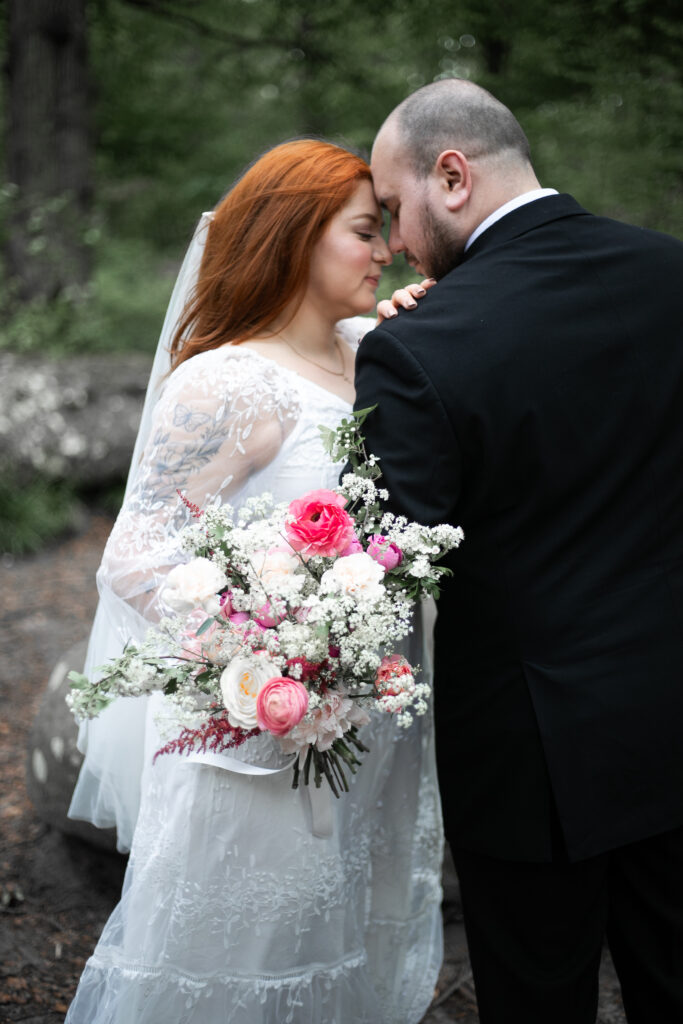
[404,279,437,299]
[376,298,401,322]
[376,278,437,323]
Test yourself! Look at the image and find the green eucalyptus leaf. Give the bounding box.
[195,617,216,636]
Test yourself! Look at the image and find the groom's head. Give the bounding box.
[372,79,540,279]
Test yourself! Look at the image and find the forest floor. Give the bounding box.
[0,514,626,1023]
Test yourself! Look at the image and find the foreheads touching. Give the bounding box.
[375,78,532,185]
[370,79,538,277]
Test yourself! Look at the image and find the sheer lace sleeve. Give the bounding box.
[98,348,300,640]
[337,315,375,349]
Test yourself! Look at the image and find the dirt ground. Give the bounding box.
[0,514,626,1023]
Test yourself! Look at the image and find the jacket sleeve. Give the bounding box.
[353,324,461,526]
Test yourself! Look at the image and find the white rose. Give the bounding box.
[252,546,301,587]
[162,557,228,616]
[320,552,385,603]
[219,655,279,730]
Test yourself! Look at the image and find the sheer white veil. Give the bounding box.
[68,212,214,853]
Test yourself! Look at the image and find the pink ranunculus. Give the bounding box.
[253,599,286,629]
[218,591,233,619]
[375,654,413,697]
[340,533,363,557]
[285,489,355,559]
[256,676,309,736]
[228,611,250,626]
[367,534,403,571]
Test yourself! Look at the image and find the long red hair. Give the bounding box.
[170,140,371,370]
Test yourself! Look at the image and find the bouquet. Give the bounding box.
[68,410,463,795]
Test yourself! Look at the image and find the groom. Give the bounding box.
[355,79,683,1023]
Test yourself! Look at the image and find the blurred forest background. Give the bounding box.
[1,0,681,551]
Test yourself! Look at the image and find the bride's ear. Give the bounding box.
[435,150,471,212]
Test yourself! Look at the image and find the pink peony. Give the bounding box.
[218,591,233,619]
[256,676,309,736]
[367,535,403,571]
[285,489,355,559]
[279,691,370,752]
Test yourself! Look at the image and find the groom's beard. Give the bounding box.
[421,200,463,280]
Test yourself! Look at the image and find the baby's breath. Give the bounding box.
[68,419,464,796]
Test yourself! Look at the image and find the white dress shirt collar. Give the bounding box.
[465,188,559,251]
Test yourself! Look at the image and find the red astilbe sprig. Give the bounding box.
[154,708,259,762]
[177,489,204,519]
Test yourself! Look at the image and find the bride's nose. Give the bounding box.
[373,236,392,265]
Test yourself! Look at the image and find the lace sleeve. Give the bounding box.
[337,315,375,349]
[98,348,300,639]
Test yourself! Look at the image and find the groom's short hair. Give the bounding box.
[393,79,532,178]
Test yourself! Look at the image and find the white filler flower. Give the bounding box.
[320,552,385,603]
[162,557,228,616]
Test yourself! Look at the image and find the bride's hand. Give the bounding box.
[376,278,436,323]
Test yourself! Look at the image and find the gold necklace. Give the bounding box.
[280,334,352,384]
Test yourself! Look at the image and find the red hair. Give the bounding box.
[170,140,371,369]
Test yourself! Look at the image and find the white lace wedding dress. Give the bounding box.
[66,332,443,1024]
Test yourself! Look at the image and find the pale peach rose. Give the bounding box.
[162,558,228,616]
[253,546,300,584]
[320,551,385,603]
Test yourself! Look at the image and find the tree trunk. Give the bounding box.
[5,0,92,302]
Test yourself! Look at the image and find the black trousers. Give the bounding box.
[451,822,683,1024]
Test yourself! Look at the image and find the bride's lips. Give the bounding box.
[365,275,381,288]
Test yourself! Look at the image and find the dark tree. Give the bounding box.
[5,0,92,302]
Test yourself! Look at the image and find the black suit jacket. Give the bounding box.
[354,194,683,862]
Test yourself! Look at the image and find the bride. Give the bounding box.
[65,139,443,1024]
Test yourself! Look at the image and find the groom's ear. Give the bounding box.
[435,150,471,212]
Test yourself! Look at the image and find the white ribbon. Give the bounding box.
[187,749,295,775]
